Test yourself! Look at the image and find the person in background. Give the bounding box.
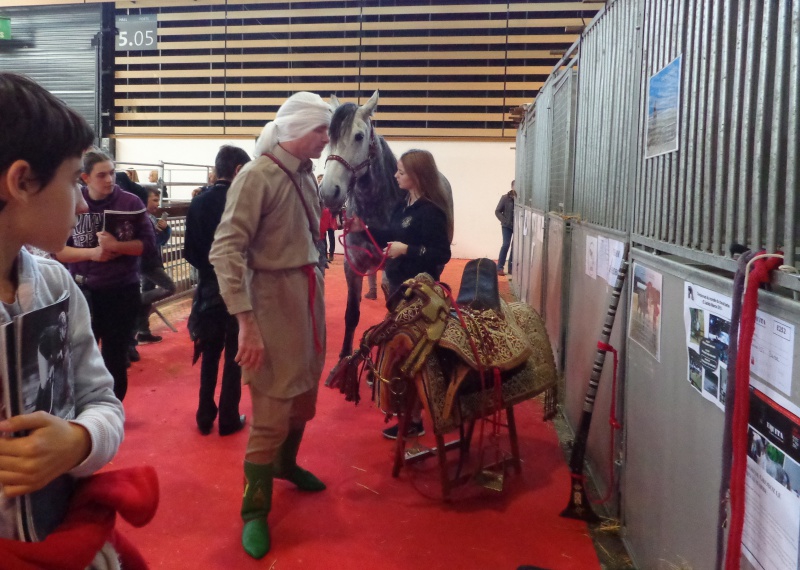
[114,169,148,206]
[350,148,452,438]
[317,174,338,263]
[56,149,156,402]
[0,71,126,568]
[209,92,331,559]
[185,145,251,437]
[136,187,176,345]
[148,169,168,199]
[495,179,516,276]
[192,168,217,199]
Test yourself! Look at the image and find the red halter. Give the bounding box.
[324,124,376,195]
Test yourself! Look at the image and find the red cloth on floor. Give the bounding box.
[0,465,159,570]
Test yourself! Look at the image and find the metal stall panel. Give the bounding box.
[549,68,578,214]
[0,4,101,133]
[563,223,629,514]
[527,210,546,314]
[544,215,569,372]
[622,249,800,569]
[633,0,800,280]
[518,207,533,305]
[530,85,553,213]
[623,251,726,570]
[511,207,523,299]
[572,0,643,232]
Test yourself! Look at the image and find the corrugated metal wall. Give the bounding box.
[548,67,577,213]
[514,0,800,567]
[633,0,800,273]
[0,4,101,133]
[572,0,642,232]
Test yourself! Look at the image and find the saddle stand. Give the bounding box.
[328,259,557,501]
[387,259,555,500]
[392,382,523,499]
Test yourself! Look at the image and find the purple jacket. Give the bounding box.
[66,186,156,291]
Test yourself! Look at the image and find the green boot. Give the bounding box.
[241,461,273,559]
[274,427,326,492]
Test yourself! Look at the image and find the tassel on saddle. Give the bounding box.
[325,349,367,405]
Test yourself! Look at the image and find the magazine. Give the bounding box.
[103,208,146,242]
[0,293,75,542]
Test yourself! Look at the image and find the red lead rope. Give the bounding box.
[338,214,388,277]
[725,253,784,570]
[593,340,622,504]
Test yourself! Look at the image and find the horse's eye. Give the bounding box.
[355,133,364,142]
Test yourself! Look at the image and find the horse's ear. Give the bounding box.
[329,94,341,111]
[358,90,379,119]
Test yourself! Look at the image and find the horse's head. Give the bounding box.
[320,90,380,213]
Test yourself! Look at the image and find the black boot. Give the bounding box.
[241,461,273,559]
[274,427,326,491]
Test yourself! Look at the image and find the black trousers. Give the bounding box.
[88,283,140,401]
[196,314,242,431]
[326,229,336,256]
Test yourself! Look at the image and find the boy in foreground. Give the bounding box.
[0,72,129,567]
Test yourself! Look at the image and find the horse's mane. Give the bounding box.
[330,103,357,146]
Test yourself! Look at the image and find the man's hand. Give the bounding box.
[0,412,91,498]
[96,231,119,253]
[235,311,265,370]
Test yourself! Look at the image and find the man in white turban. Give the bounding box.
[209,91,332,559]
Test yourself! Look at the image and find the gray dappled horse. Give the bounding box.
[319,90,453,361]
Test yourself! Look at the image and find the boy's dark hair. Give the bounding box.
[214,145,251,181]
[145,186,160,198]
[0,72,95,203]
[82,149,113,176]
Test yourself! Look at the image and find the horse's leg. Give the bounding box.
[341,261,364,358]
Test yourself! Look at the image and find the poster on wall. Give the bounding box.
[742,389,800,570]
[607,239,625,284]
[645,55,682,158]
[684,281,797,416]
[683,282,731,410]
[585,235,597,279]
[750,313,795,415]
[629,263,662,361]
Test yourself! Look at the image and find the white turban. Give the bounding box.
[254,92,332,156]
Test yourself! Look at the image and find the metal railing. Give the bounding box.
[154,215,196,309]
[114,160,213,203]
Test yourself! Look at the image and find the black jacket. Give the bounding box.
[184,181,233,345]
[371,198,451,287]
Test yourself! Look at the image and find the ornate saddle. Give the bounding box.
[328,258,557,435]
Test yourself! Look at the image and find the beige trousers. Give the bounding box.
[245,384,319,464]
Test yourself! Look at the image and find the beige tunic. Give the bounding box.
[209,145,326,398]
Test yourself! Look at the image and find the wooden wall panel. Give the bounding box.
[112,0,604,139]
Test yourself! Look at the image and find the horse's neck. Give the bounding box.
[352,142,403,228]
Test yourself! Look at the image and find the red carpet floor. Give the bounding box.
[111,258,600,569]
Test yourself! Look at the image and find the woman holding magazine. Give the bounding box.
[56,150,156,401]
